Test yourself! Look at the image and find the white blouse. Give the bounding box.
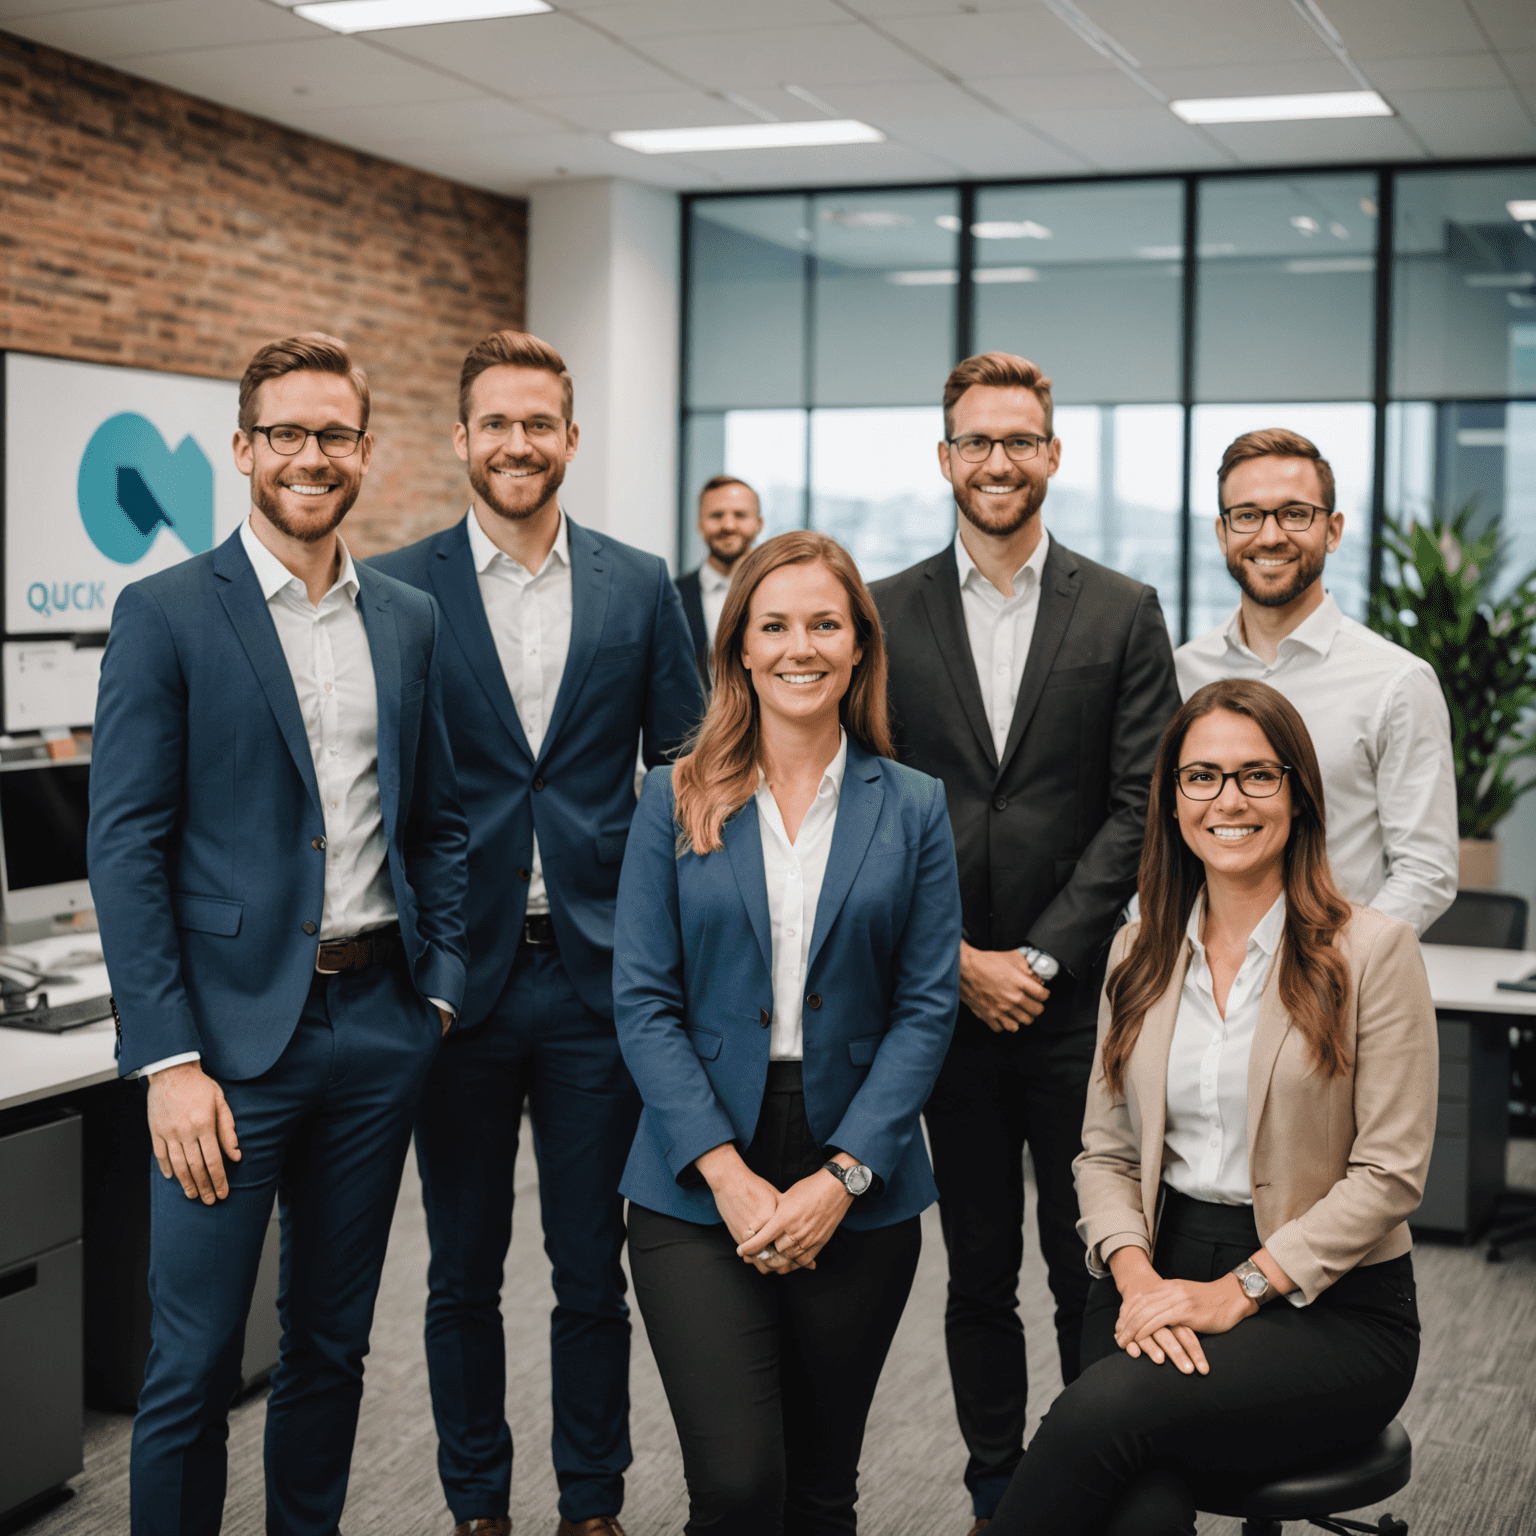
[754,731,848,1061]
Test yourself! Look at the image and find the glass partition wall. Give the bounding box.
[682,159,1536,639]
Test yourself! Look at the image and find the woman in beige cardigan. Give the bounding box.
[986,677,1437,1536]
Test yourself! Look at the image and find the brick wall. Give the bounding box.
[0,30,526,556]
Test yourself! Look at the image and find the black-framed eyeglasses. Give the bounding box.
[1176,763,1292,801]
[1220,502,1329,534]
[251,424,366,458]
[946,432,1048,464]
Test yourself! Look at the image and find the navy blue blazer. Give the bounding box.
[88,530,470,1082]
[370,513,703,1024]
[612,740,962,1230]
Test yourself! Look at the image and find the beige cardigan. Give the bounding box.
[1074,903,1438,1304]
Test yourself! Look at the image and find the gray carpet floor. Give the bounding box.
[21,1142,1536,1535]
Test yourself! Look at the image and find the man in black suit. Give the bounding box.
[674,474,761,687]
[870,352,1180,1532]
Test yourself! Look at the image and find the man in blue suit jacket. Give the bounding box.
[370,330,702,1536]
[88,334,469,1536]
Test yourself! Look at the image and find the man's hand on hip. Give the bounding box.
[146,1060,241,1204]
[959,941,1050,1032]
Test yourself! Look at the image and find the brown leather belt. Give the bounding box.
[315,926,400,975]
[521,915,557,950]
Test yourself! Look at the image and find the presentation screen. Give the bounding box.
[3,353,247,636]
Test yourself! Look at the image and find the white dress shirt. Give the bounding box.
[955,524,1051,763]
[755,731,848,1062]
[698,559,732,651]
[467,506,573,916]
[1176,595,1458,936]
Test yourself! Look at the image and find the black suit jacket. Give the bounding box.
[871,536,1180,1031]
[675,567,711,692]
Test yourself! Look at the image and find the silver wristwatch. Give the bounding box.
[822,1159,873,1197]
[1232,1259,1271,1303]
[1019,946,1060,982]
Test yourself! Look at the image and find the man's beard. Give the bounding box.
[955,475,1047,538]
[470,454,564,523]
[1227,544,1325,608]
[251,475,358,543]
[705,535,750,570]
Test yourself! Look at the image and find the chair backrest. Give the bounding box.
[1421,890,1529,951]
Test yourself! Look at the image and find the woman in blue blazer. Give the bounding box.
[614,529,961,1536]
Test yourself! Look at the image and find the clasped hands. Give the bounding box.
[696,1143,853,1276]
[1106,1245,1269,1376]
[960,941,1049,1032]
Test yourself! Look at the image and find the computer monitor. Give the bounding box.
[0,758,93,924]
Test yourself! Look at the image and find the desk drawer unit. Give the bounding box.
[0,1110,83,1519]
[1415,1015,1509,1237]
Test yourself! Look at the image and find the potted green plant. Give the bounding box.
[1369,505,1536,889]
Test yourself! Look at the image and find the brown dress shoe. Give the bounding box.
[967,1521,991,1535]
[453,1521,510,1536]
[555,1521,626,1536]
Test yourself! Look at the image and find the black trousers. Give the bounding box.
[987,1189,1422,1536]
[924,1009,1098,1515]
[627,1063,922,1536]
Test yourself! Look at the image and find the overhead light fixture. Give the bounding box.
[1508,200,1536,222]
[975,267,1041,284]
[294,0,551,30]
[972,220,1052,241]
[1285,257,1374,274]
[888,270,958,286]
[823,208,910,229]
[1171,90,1392,124]
[1464,272,1535,288]
[610,120,884,154]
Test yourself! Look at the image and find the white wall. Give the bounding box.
[526,178,681,568]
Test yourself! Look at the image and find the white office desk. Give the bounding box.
[0,935,117,1114]
[1419,943,1536,1015]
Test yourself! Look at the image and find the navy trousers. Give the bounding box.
[130,959,442,1536]
[415,940,643,1525]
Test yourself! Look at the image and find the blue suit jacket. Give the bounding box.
[612,740,962,1230]
[370,513,703,1024]
[88,530,470,1081]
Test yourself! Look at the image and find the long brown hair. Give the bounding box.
[1101,678,1352,1097]
[671,531,893,854]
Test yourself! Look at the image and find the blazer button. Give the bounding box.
[302,921,317,936]
[532,776,545,792]
[759,1007,771,1028]
[518,867,531,882]
[806,993,821,1010]
[994,794,1007,811]
[311,836,326,851]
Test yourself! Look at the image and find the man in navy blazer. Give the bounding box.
[88,334,469,1536]
[370,330,701,1536]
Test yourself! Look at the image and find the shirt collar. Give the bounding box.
[240,516,358,605]
[954,524,1050,600]
[756,728,850,803]
[1223,591,1343,662]
[1186,888,1287,960]
[467,504,569,577]
[699,559,733,594]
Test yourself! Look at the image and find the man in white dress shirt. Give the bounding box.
[675,474,763,689]
[1175,427,1457,935]
[90,334,469,1536]
[372,331,701,1536]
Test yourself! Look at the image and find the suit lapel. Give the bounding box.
[917,548,995,769]
[996,539,1082,783]
[805,746,884,978]
[540,516,610,759]
[1245,954,1291,1171]
[355,565,401,835]
[212,533,321,814]
[722,798,773,976]
[428,517,532,761]
[1131,938,1189,1230]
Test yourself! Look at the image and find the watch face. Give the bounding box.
[1241,1270,1268,1298]
[844,1164,873,1196]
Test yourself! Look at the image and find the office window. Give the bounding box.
[973,181,1183,404]
[1188,403,1374,641]
[680,409,806,575]
[1196,175,1377,404]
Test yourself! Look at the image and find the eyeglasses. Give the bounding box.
[252,424,366,458]
[1176,763,1292,801]
[946,432,1048,464]
[476,418,564,440]
[1220,502,1328,534]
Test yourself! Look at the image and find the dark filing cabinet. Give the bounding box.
[1415,1014,1510,1236]
[0,1107,84,1521]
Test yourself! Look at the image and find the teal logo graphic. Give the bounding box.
[77,413,214,564]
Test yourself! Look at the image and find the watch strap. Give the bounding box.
[822,1159,871,1196]
[1232,1258,1272,1302]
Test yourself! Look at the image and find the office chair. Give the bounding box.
[1197,1419,1412,1536]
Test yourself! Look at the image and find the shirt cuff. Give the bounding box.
[427,997,456,1017]
[133,1051,201,1081]
[1281,1287,1307,1308]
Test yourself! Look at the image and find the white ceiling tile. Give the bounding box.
[117,36,476,117]
[838,0,1036,14]
[1085,0,1329,69]
[1389,84,1536,155]
[632,20,938,88]
[967,70,1155,113]
[1309,0,1491,58]
[1360,52,1510,90]
[390,132,702,194]
[364,12,683,97]
[1017,105,1236,171]
[527,90,755,134]
[576,0,848,39]
[2,0,316,58]
[876,10,1107,78]
[1197,114,1427,164]
[1464,0,1536,54]
[1141,59,1358,100]
[1502,49,1536,85]
[0,0,154,15]
[287,95,565,147]
[641,138,962,190]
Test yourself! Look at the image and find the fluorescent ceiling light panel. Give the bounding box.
[611,120,884,155]
[1171,90,1391,124]
[294,0,550,30]
[889,270,958,286]
[974,267,1040,284]
[1508,201,1536,221]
